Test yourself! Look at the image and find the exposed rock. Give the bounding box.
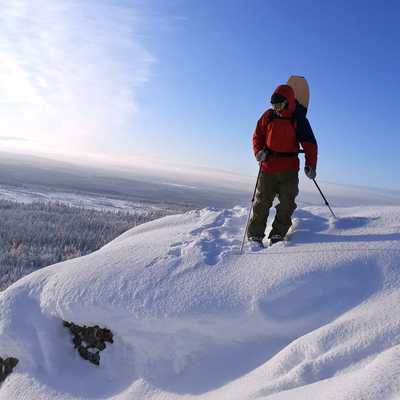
[0,357,19,384]
[63,321,114,366]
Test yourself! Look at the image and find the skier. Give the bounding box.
[247,84,318,246]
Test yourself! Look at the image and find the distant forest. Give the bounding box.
[0,200,172,291]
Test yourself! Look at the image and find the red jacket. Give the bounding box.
[253,84,318,175]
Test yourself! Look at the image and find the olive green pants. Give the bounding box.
[247,170,299,239]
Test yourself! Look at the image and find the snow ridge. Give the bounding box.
[0,205,400,399]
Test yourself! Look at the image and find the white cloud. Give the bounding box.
[0,0,155,155]
[0,136,29,142]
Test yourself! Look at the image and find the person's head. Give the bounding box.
[270,84,296,117]
[270,93,288,113]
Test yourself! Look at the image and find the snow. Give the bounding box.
[1,202,400,399]
[0,183,170,214]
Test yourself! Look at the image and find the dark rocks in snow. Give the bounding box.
[0,356,19,384]
[63,321,114,366]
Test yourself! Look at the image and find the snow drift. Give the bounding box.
[0,205,400,399]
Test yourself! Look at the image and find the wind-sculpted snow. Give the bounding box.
[0,206,399,399]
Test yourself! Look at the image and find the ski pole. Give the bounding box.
[312,178,336,219]
[240,163,263,254]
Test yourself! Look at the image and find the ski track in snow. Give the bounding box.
[0,205,400,399]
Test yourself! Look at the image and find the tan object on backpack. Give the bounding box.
[287,75,310,110]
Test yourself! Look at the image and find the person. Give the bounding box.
[247,84,318,245]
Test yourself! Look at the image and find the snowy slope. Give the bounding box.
[0,204,400,399]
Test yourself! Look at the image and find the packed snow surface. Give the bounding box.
[1,205,400,399]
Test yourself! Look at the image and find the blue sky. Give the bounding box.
[1,1,400,190]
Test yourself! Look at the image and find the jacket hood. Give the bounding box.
[271,84,296,117]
